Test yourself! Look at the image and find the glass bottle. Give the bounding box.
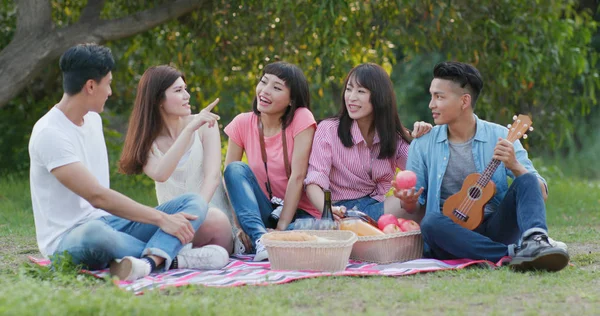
[317,190,337,230]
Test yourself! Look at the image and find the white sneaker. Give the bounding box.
[548,237,568,251]
[253,238,269,262]
[176,245,229,270]
[109,256,151,281]
[181,243,193,251]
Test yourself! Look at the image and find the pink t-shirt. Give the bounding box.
[304,119,410,202]
[224,107,319,218]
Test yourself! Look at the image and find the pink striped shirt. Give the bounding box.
[304,119,410,202]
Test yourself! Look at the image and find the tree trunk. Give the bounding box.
[0,0,206,108]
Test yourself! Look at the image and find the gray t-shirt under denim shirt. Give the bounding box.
[440,138,497,216]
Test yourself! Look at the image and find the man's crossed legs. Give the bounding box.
[421,173,569,272]
[53,194,230,280]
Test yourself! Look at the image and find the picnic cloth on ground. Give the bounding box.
[29,255,507,295]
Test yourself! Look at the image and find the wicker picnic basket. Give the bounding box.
[350,230,423,264]
[261,230,358,272]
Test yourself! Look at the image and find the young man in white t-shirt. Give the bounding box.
[28,44,229,281]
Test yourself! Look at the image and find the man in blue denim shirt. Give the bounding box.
[395,62,569,272]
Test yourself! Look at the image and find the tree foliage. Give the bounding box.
[0,0,598,173]
[0,0,205,108]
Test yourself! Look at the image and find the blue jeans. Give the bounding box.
[53,193,208,271]
[421,173,548,262]
[224,162,314,250]
[334,196,385,221]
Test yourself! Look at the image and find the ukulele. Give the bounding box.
[442,114,534,230]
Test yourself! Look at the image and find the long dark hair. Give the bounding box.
[119,65,184,174]
[337,63,411,159]
[252,62,310,129]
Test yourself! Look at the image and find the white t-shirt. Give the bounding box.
[29,107,110,257]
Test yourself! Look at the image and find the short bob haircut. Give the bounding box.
[252,61,310,129]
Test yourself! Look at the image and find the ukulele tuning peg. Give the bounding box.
[507,124,512,128]
[523,134,528,139]
[529,127,534,132]
[513,115,518,120]
[517,119,521,123]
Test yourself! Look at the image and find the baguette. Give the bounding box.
[262,231,319,242]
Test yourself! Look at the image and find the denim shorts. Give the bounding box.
[334,196,384,221]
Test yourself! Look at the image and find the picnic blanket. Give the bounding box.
[29,255,505,295]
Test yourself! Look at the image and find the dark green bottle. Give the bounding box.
[322,190,334,221]
[317,190,337,230]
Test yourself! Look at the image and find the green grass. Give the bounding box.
[1,167,599,315]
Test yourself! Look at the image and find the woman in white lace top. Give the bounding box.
[119,65,243,255]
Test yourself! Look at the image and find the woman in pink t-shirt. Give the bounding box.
[304,63,430,223]
[224,62,318,261]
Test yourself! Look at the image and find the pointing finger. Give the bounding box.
[203,98,220,113]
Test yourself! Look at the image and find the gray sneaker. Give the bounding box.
[548,237,567,251]
[510,234,569,272]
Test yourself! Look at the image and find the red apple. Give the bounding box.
[396,218,407,227]
[394,170,417,190]
[399,219,420,232]
[382,223,401,234]
[377,214,400,231]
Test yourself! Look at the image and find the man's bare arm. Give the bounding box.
[52,162,196,243]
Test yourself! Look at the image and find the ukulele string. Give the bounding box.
[458,159,501,216]
[454,117,529,221]
[461,161,495,215]
[456,183,481,216]
[456,171,487,216]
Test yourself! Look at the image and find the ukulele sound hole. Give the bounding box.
[468,186,482,199]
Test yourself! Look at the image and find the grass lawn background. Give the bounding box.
[0,159,599,315]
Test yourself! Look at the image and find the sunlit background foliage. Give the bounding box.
[1,0,599,178]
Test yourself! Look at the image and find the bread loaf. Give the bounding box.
[262,231,319,242]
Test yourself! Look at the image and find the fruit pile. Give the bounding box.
[377,214,419,234]
[339,211,420,236]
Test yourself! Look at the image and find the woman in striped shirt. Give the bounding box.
[304,63,430,222]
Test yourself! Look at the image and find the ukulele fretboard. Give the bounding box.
[476,159,502,188]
